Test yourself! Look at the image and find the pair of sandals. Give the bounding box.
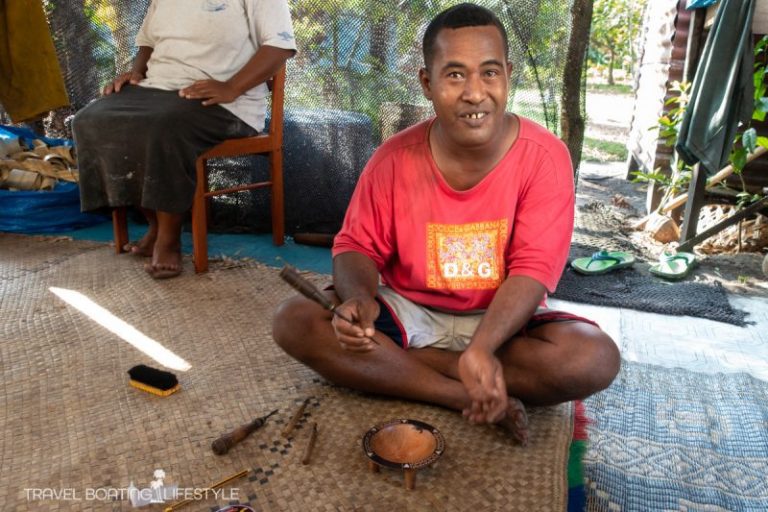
[123,243,182,280]
[571,250,696,281]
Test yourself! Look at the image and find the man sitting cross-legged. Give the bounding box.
[272,2,620,444]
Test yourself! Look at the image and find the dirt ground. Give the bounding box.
[580,86,767,297]
[576,161,767,296]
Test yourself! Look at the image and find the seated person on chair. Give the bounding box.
[73,0,295,279]
[272,3,620,443]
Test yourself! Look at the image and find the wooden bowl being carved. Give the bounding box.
[363,419,445,489]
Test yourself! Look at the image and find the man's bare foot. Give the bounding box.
[496,397,529,446]
[144,245,182,279]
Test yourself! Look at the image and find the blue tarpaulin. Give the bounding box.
[0,182,107,233]
[0,125,72,148]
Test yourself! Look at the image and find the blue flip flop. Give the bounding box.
[570,250,635,275]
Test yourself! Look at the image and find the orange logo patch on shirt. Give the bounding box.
[426,219,508,290]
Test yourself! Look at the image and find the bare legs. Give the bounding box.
[146,211,183,278]
[127,208,184,279]
[273,293,620,444]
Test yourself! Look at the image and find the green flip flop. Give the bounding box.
[649,251,696,280]
[570,250,635,275]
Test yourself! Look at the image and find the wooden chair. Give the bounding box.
[112,64,286,273]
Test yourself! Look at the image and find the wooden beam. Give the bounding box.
[680,163,708,243]
[706,0,768,32]
[632,146,767,229]
[661,146,768,214]
[678,195,768,251]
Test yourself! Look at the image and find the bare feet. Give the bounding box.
[124,208,159,257]
[496,397,529,446]
[144,242,182,279]
[122,233,155,257]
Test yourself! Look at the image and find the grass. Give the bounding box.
[586,82,633,95]
[512,84,632,164]
[582,136,628,163]
[511,96,547,127]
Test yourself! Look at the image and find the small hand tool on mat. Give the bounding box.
[211,409,278,455]
[279,264,379,345]
[127,364,180,396]
[162,469,248,512]
[301,422,318,465]
[281,397,310,438]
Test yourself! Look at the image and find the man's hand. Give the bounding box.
[331,296,380,353]
[179,80,239,106]
[458,346,508,424]
[103,71,144,95]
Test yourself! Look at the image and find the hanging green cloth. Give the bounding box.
[676,0,755,175]
[0,0,70,122]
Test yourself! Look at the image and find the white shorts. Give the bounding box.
[375,286,562,351]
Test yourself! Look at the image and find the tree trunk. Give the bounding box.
[369,18,390,72]
[608,48,615,85]
[560,0,594,178]
[322,14,341,105]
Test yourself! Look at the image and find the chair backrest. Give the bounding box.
[266,64,286,145]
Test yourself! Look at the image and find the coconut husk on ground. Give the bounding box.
[0,139,78,190]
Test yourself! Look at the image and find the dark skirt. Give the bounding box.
[72,85,257,214]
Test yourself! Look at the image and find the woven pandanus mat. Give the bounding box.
[0,234,573,511]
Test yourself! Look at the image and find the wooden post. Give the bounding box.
[679,163,708,243]
[112,208,128,255]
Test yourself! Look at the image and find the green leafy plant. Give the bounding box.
[589,0,645,85]
[725,35,768,208]
[630,81,693,212]
[633,35,768,214]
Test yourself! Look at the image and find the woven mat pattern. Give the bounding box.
[0,234,573,511]
[584,359,768,511]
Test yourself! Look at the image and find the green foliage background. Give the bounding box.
[37,0,576,143]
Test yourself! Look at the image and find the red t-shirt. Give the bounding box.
[332,117,574,312]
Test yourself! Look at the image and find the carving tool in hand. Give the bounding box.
[279,264,379,345]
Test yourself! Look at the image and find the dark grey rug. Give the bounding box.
[553,202,750,326]
[553,267,750,326]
